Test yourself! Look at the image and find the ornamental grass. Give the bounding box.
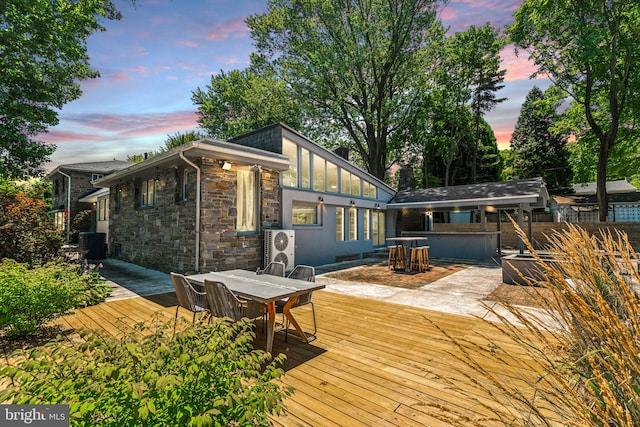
[428,224,640,426]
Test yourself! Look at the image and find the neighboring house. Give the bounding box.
[47,161,130,242]
[551,179,640,222]
[94,124,396,274]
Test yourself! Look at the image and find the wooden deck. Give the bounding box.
[39,290,547,426]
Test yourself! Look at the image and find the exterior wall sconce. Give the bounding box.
[375,203,380,209]
[318,196,324,203]
[350,200,355,206]
[155,167,161,182]
[222,161,232,170]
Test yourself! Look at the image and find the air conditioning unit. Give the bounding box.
[264,229,295,271]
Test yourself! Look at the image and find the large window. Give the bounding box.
[351,175,361,196]
[349,207,357,240]
[141,179,155,207]
[292,203,319,225]
[336,207,344,241]
[372,210,386,246]
[237,169,257,232]
[363,208,370,240]
[282,138,298,187]
[313,155,325,192]
[327,162,338,192]
[300,147,310,189]
[341,169,351,194]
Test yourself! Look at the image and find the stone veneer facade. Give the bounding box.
[50,170,98,239]
[109,157,281,274]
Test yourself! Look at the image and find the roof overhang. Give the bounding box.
[93,139,291,187]
[387,194,548,211]
[78,187,110,203]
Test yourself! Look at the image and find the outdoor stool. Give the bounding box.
[387,245,406,270]
[410,246,430,272]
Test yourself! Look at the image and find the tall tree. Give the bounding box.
[509,0,640,220]
[192,64,304,141]
[0,0,126,179]
[247,0,444,181]
[510,86,572,193]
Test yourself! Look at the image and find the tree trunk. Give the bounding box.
[597,138,610,222]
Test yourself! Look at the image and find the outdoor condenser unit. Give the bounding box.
[264,229,295,271]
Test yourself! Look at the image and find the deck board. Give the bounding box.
[5,289,553,426]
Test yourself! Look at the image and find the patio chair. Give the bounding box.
[276,265,317,341]
[256,261,285,277]
[170,272,210,336]
[204,279,265,322]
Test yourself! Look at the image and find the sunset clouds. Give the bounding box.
[44,0,543,169]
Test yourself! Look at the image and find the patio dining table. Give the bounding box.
[186,269,324,354]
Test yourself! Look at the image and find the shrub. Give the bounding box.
[0,259,110,337]
[0,189,63,265]
[428,224,640,426]
[0,318,292,426]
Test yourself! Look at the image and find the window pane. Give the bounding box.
[373,211,386,245]
[182,169,188,201]
[237,170,257,232]
[370,185,377,199]
[327,162,338,193]
[282,138,297,187]
[364,209,370,240]
[300,147,310,188]
[351,175,361,196]
[292,203,318,224]
[313,155,325,192]
[349,207,357,240]
[148,180,155,206]
[341,169,350,194]
[336,207,344,241]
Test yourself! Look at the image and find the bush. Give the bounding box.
[0,189,63,265]
[428,224,640,426]
[0,259,110,337]
[0,318,292,426]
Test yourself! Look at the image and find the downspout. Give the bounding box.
[180,151,201,272]
[59,170,72,243]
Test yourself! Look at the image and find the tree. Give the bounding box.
[510,86,572,193]
[0,0,126,180]
[247,0,444,181]
[509,0,640,220]
[193,65,304,141]
[158,130,206,152]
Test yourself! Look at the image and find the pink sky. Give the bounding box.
[43,0,545,169]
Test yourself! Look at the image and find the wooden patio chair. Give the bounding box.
[276,265,317,341]
[204,280,265,322]
[170,272,210,336]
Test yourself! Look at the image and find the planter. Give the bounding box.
[501,253,560,286]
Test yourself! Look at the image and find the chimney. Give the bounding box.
[332,146,349,161]
[397,164,415,191]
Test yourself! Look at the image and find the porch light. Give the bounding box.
[318,196,324,203]
[222,161,232,170]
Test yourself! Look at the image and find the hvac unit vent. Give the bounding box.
[264,229,295,271]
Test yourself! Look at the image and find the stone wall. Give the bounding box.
[109,159,281,274]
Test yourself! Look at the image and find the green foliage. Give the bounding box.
[509,0,640,219]
[0,259,108,337]
[248,0,444,180]
[0,318,292,426]
[0,187,63,265]
[0,0,127,180]
[193,66,304,141]
[510,86,572,193]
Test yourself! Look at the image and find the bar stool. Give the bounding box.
[387,245,406,270]
[410,246,430,272]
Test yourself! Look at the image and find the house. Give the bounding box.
[94,124,395,273]
[550,179,640,222]
[47,161,130,242]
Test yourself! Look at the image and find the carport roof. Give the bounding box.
[388,177,549,211]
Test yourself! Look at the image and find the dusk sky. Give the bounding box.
[43,0,550,170]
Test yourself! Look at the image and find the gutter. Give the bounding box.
[58,170,72,243]
[179,151,201,272]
